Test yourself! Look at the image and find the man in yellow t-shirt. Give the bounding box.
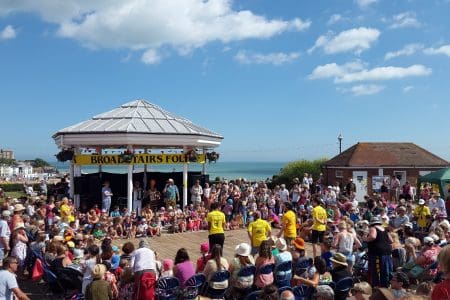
[248,211,272,255]
[206,202,226,251]
[278,202,297,246]
[311,198,327,258]
[413,199,431,229]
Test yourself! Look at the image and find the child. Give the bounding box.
[149,216,161,237]
[85,264,112,300]
[161,259,174,277]
[118,267,134,300]
[196,242,210,272]
[110,246,121,273]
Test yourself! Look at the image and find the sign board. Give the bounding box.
[74,154,206,165]
[372,176,389,193]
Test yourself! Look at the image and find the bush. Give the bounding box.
[272,158,328,188]
[0,183,40,192]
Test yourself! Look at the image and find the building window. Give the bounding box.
[336,170,343,178]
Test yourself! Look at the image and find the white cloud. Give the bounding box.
[234,50,300,65]
[0,0,310,63]
[389,12,421,29]
[403,85,414,93]
[309,62,432,83]
[384,43,424,60]
[308,27,380,55]
[424,45,450,57]
[141,49,162,65]
[339,84,384,96]
[355,0,378,8]
[327,14,343,26]
[0,25,16,40]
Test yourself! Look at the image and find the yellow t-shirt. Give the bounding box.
[414,205,431,228]
[60,204,74,222]
[207,210,226,235]
[282,210,297,238]
[312,205,327,232]
[248,218,271,247]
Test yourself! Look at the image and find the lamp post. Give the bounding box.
[337,134,343,154]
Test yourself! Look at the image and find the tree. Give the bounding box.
[0,158,16,166]
[272,158,328,188]
[32,158,51,168]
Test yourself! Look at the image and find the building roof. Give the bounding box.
[54,100,222,138]
[53,99,223,148]
[324,142,449,168]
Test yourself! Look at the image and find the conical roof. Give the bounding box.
[54,99,222,138]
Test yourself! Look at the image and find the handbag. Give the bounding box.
[32,258,44,281]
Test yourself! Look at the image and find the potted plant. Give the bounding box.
[119,150,134,163]
[206,151,220,163]
[185,150,199,163]
[55,149,74,162]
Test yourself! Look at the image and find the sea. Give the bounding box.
[52,161,286,181]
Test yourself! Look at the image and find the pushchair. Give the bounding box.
[353,251,368,283]
[54,266,84,299]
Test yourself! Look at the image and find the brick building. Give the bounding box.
[322,142,450,202]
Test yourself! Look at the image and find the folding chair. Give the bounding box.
[205,270,230,299]
[275,261,292,288]
[182,273,206,300]
[155,276,180,300]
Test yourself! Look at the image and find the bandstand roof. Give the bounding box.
[53,99,223,148]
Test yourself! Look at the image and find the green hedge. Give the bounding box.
[0,183,40,192]
[272,158,328,188]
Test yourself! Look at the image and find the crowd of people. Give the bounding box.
[0,173,450,299]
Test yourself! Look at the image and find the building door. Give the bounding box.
[353,171,368,202]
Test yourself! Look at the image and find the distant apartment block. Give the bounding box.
[0,149,14,160]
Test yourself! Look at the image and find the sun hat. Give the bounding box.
[112,245,119,252]
[369,216,382,226]
[92,264,106,279]
[292,237,305,250]
[424,236,434,245]
[418,199,425,205]
[66,241,75,248]
[52,235,65,242]
[14,204,25,212]
[269,235,278,246]
[13,222,25,231]
[1,210,11,217]
[404,222,413,228]
[163,258,174,271]
[200,242,209,253]
[235,243,251,257]
[75,233,84,241]
[330,252,348,266]
[168,206,173,210]
[429,234,440,242]
[276,238,288,251]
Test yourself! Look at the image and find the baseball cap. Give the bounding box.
[418,199,425,205]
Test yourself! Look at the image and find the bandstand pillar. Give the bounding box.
[127,147,133,212]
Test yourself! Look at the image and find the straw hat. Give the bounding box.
[52,235,65,242]
[369,216,382,226]
[235,243,251,257]
[13,222,25,231]
[14,204,25,212]
[276,238,287,251]
[292,237,305,250]
[92,264,106,279]
[330,253,348,266]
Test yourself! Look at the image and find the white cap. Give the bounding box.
[424,236,434,244]
[418,199,425,205]
[2,210,11,217]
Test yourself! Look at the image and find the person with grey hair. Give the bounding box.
[280,289,295,300]
[315,285,334,300]
[131,239,156,299]
[0,256,29,300]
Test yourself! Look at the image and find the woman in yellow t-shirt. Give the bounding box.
[60,197,74,223]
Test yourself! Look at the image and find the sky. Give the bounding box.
[1,0,450,163]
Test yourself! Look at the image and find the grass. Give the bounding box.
[2,191,27,199]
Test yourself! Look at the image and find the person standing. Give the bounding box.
[133,181,144,216]
[102,181,113,213]
[131,240,157,300]
[163,179,179,208]
[190,180,203,207]
[414,199,431,231]
[0,256,29,300]
[248,212,271,255]
[0,211,11,264]
[364,217,393,288]
[311,198,327,258]
[278,202,297,246]
[206,202,226,251]
[389,175,400,202]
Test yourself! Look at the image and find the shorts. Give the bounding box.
[311,230,325,244]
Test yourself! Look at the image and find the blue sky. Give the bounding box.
[1,0,450,162]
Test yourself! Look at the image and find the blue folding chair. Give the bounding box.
[293,258,311,277]
[205,270,230,299]
[182,273,206,300]
[335,276,354,298]
[155,276,180,300]
[258,263,275,276]
[292,284,309,300]
[275,261,292,288]
[278,286,293,294]
[245,290,262,300]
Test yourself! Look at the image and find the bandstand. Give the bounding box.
[52,99,223,211]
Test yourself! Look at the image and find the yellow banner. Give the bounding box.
[74,154,206,165]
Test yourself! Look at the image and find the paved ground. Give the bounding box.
[20,228,314,299]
